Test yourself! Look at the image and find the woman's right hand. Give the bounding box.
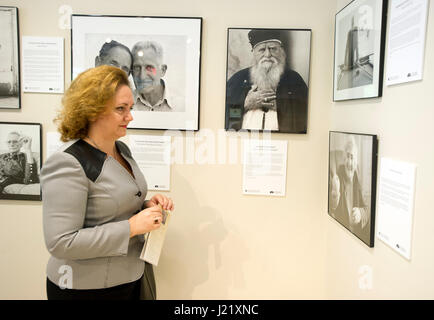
[128,205,163,238]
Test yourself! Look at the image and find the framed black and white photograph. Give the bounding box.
[71,15,202,131]
[328,131,378,247]
[333,0,388,101]
[0,122,42,201]
[225,28,311,133]
[0,6,20,109]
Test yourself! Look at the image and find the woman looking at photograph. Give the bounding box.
[41,65,174,300]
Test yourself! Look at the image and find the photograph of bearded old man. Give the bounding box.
[225,28,311,133]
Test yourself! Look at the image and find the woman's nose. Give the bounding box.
[125,110,133,121]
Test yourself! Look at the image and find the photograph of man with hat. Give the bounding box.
[225,28,310,133]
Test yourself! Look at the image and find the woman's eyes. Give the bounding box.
[116,106,133,113]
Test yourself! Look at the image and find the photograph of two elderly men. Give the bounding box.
[86,34,186,112]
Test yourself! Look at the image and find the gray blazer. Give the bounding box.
[41,139,154,293]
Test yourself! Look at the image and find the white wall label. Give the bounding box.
[377,158,417,260]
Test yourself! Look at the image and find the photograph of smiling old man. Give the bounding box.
[0,122,41,200]
[225,28,311,133]
[83,34,187,113]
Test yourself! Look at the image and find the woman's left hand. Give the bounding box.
[148,194,174,211]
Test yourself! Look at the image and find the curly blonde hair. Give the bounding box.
[56,65,130,142]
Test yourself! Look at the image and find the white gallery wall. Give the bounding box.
[0,0,432,300]
[0,0,334,299]
[326,0,434,299]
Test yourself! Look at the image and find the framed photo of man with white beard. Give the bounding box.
[225,28,311,133]
[328,131,378,247]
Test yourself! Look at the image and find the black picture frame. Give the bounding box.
[333,0,388,101]
[328,131,378,247]
[71,14,202,131]
[225,28,311,133]
[0,6,20,109]
[0,122,42,201]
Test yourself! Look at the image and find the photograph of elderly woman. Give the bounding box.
[0,122,41,200]
[225,28,311,133]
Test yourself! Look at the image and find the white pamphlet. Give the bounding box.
[386,0,429,85]
[22,36,64,93]
[377,158,417,260]
[242,139,287,196]
[140,209,171,266]
[129,135,171,191]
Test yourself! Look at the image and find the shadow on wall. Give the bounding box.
[154,167,250,299]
